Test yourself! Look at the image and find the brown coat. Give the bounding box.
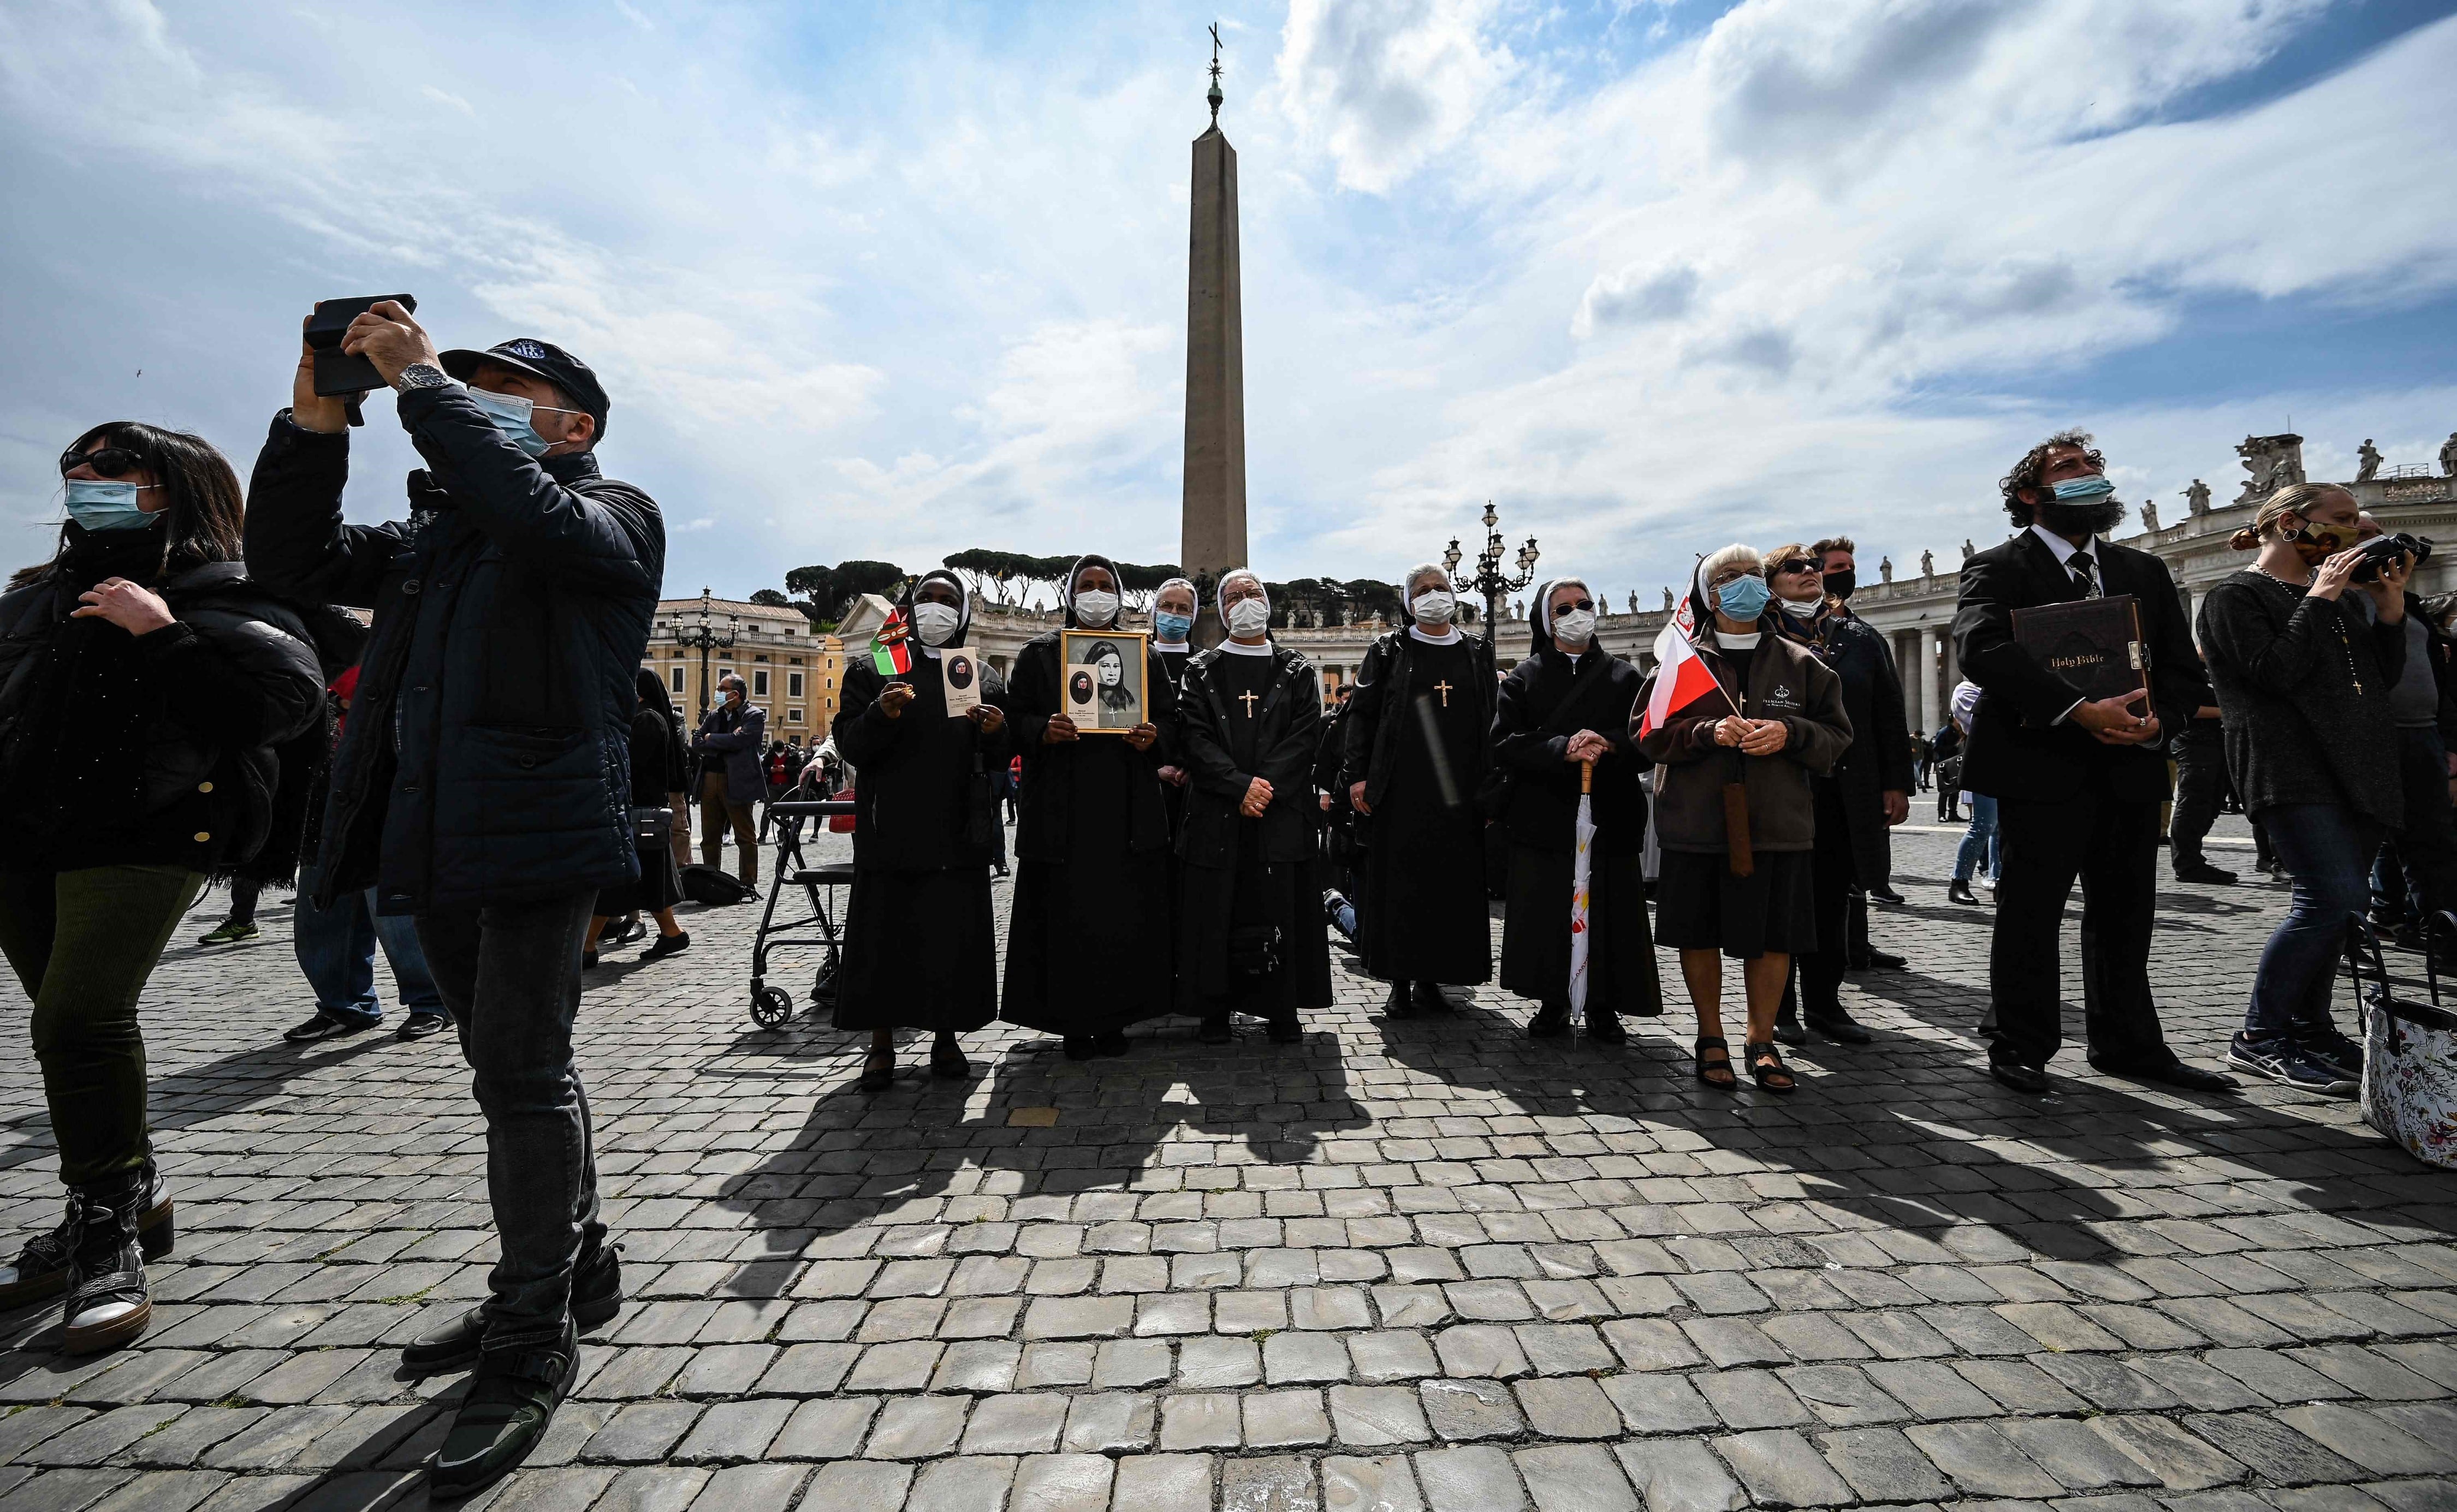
[1634,633,1851,854]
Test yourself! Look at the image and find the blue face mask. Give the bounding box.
[2049,473,2115,501]
[64,479,158,533]
[465,386,555,459]
[1715,574,1772,621]
[1155,612,1195,643]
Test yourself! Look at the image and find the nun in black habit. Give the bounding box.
[1341,562,1494,1016]
[1001,553,1179,1057]
[1494,578,1661,1041]
[1176,572,1333,1041]
[833,571,1011,1091]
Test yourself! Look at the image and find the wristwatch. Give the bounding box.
[393,362,454,394]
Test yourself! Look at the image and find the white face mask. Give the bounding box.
[1073,590,1120,627]
[1226,597,1271,636]
[913,602,963,646]
[1779,597,1820,618]
[1552,609,1597,646]
[1413,590,1457,626]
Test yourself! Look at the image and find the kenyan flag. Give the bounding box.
[871,608,915,677]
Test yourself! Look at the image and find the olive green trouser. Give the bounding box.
[0,865,204,1187]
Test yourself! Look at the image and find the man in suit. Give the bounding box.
[1952,430,2238,1096]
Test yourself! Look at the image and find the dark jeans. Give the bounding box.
[1987,772,2176,1073]
[2373,728,2457,933]
[2247,802,2382,1045]
[222,876,263,927]
[0,865,204,1186]
[2170,723,2228,865]
[1797,780,1855,1017]
[295,863,443,1026]
[415,890,606,1352]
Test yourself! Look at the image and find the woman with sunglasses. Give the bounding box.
[0,424,325,1352]
[1763,541,1914,1046]
[1492,578,1660,1041]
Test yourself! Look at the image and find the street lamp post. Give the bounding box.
[1442,500,1539,682]
[673,586,740,716]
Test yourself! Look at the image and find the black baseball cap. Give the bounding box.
[440,338,611,438]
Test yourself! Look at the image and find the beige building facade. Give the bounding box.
[642,593,844,742]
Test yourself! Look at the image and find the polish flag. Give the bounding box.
[1638,593,1728,736]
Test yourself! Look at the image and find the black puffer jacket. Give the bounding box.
[244,391,664,914]
[0,544,326,876]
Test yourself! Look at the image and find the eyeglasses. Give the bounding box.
[1552,598,1595,614]
[60,445,150,480]
[1771,558,1819,577]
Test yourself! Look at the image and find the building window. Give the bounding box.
[788,709,804,724]
[753,670,770,697]
[789,671,805,698]
[669,666,684,693]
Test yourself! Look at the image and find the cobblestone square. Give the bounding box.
[4,820,2454,1510]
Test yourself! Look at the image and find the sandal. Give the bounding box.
[1746,1040,1796,1094]
[858,1048,895,1093]
[1694,1036,1736,1090]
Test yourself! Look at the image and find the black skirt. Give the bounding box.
[595,843,682,917]
[1500,846,1661,1016]
[833,866,998,1032]
[1654,848,1815,960]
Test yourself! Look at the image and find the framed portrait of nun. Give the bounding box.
[1059,629,1148,732]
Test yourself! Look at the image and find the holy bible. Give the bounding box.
[2011,593,2149,723]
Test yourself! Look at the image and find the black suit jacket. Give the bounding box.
[1951,529,2209,805]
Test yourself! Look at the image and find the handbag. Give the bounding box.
[629,806,673,847]
[2347,919,2457,1170]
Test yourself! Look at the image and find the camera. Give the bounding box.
[2353,532,2433,582]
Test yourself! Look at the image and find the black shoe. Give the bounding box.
[932,1035,972,1079]
[2174,859,2238,885]
[1266,1016,1302,1044]
[1771,1004,1807,1048]
[859,1049,895,1093]
[60,1174,151,1355]
[1866,885,1905,906]
[1584,1013,1626,1046]
[1380,984,1416,1020]
[639,931,690,962]
[580,950,599,970]
[2090,1057,2240,1093]
[1063,1035,1098,1061]
[283,1012,368,1045]
[1093,1032,1129,1058]
[1990,1060,2052,1094]
[402,1244,624,1376]
[1947,878,1979,906]
[1527,1004,1571,1038]
[1805,1011,1872,1045]
[1198,1015,1233,1045]
[1,1163,171,1313]
[428,1321,579,1500]
[1850,948,1907,971]
[1413,981,1454,1014]
[397,1013,449,1042]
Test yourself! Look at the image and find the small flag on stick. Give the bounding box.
[872,608,915,677]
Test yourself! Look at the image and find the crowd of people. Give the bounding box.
[0,291,2438,1499]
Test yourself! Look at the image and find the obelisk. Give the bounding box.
[1180,28,1247,647]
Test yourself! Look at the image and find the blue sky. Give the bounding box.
[3,0,2453,608]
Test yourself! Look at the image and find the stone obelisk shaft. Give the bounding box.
[1181,123,1248,646]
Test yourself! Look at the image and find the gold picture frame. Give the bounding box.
[1058,629,1148,733]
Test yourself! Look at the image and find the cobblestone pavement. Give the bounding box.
[3,816,2455,1511]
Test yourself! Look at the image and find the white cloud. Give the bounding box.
[1277,0,1512,193]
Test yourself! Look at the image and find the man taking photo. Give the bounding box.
[1953,429,2235,1097]
[245,301,663,1498]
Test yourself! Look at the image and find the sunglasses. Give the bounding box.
[60,445,150,480]
[1771,558,1819,577]
[1552,598,1595,613]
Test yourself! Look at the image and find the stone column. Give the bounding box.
[1926,626,1950,729]
[1180,121,1248,647]
[1897,630,1926,735]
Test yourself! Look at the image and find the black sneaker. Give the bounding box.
[397,1013,450,1041]
[2228,1033,2355,1097]
[283,1013,367,1045]
[197,920,259,945]
[0,1163,172,1311]
[60,1175,151,1355]
[402,1243,623,1376]
[2296,1029,2365,1086]
[428,1321,579,1500]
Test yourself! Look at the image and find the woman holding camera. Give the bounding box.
[0,424,324,1352]
[2199,482,2412,1095]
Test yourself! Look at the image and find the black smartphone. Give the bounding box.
[306,294,418,396]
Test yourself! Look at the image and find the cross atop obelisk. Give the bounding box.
[1181,23,1247,647]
